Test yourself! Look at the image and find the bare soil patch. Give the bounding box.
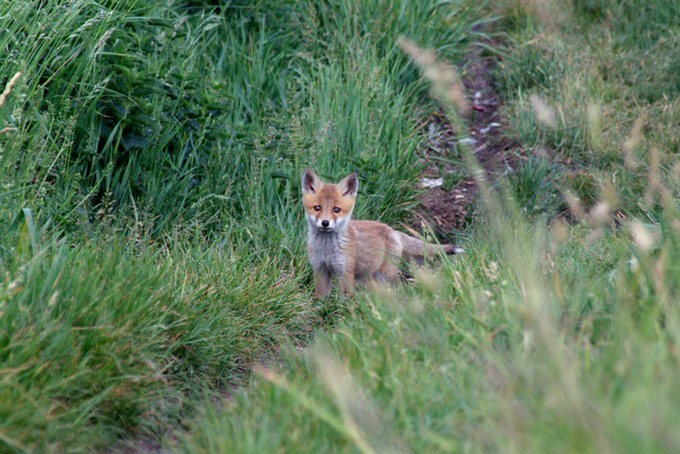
[418,39,518,233]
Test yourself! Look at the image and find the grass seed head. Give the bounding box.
[397,37,470,117]
[0,71,21,109]
[530,94,556,127]
[622,115,646,169]
[630,221,659,252]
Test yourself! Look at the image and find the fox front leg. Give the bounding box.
[314,270,332,297]
[339,270,355,296]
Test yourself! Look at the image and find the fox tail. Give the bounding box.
[396,232,463,259]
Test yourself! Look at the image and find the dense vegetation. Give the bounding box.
[1,0,679,452]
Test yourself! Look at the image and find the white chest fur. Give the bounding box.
[307,228,348,275]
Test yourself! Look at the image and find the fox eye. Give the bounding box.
[313,205,321,212]
[333,207,341,213]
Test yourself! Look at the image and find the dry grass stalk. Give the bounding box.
[0,71,21,135]
[0,71,21,109]
[397,37,470,117]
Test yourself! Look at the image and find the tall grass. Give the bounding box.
[178,218,680,452]
[176,1,680,453]
[0,0,486,451]
[494,0,680,217]
[0,230,316,451]
[4,0,677,451]
[1,0,482,243]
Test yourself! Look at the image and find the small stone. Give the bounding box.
[420,177,444,188]
[480,122,501,134]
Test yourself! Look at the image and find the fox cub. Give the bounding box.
[302,169,459,297]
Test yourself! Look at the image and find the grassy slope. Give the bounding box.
[0,0,483,451]
[1,0,679,452]
[177,1,680,453]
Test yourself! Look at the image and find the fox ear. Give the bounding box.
[338,172,358,198]
[302,169,322,194]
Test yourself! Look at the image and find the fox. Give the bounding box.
[301,169,460,297]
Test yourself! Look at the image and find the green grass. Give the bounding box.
[1,0,680,452]
[0,0,484,451]
[177,0,680,452]
[494,0,680,216]
[178,218,680,453]
[0,231,316,451]
[0,0,483,241]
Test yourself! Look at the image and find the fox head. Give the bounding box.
[301,169,358,233]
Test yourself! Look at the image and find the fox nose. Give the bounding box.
[321,220,330,228]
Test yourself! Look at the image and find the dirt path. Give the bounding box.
[418,36,517,233]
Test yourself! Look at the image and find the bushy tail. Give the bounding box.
[396,232,463,259]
